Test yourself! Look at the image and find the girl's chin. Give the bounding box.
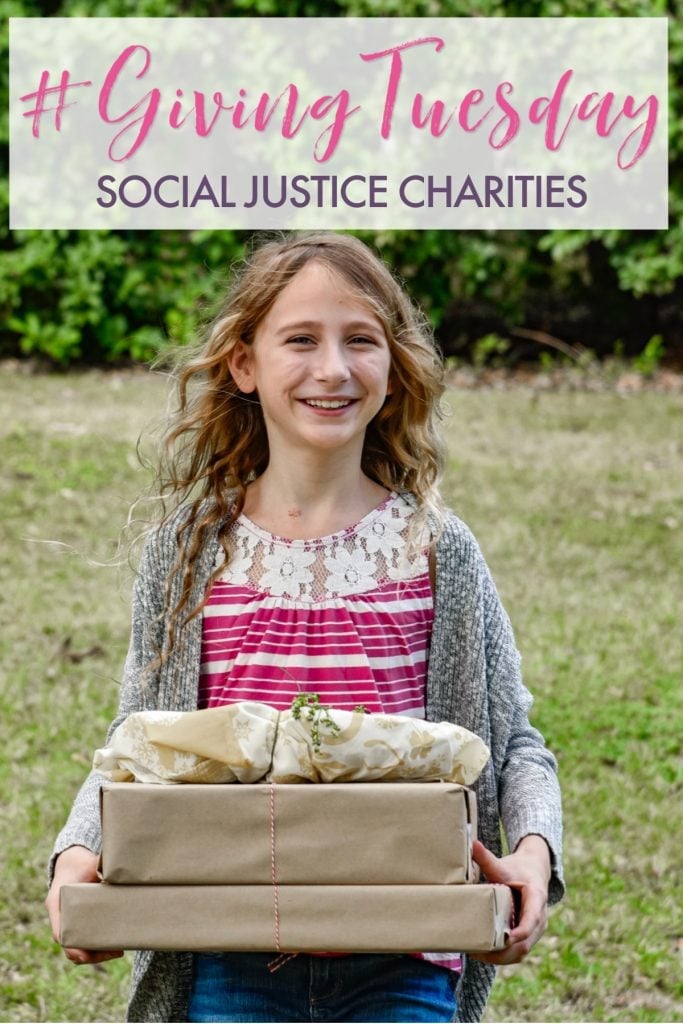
[289,427,368,454]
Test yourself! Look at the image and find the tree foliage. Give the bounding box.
[1,0,680,364]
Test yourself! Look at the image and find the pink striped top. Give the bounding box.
[199,491,462,973]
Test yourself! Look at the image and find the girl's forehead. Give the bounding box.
[291,260,346,290]
[265,261,383,323]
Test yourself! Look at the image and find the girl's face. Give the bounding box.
[230,261,392,462]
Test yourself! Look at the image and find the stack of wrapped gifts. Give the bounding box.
[60,701,514,953]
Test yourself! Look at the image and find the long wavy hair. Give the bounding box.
[151,231,447,661]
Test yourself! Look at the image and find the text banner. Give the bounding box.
[9,17,668,229]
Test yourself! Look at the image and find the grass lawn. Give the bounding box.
[0,367,681,1023]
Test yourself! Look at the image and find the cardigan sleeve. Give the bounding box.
[479,547,565,905]
[429,511,564,906]
[47,528,168,885]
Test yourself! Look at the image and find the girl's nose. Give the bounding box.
[312,340,351,383]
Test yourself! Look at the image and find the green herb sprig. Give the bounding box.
[290,693,342,753]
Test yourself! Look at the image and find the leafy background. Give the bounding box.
[0,0,681,366]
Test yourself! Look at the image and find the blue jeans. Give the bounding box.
[188,952,458,1022]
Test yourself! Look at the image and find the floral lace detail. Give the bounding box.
[216,492,430,603]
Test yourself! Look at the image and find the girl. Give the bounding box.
[46,232,564,1023]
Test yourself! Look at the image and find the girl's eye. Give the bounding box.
[348,335,377,345]
[286,336,315,346]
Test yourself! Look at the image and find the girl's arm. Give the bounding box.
[431,512,564,903]
[48,527,170,883]
[46,529,170,957]
[479,547,565,903]
[473,545,564,963]
[47,637,159,877]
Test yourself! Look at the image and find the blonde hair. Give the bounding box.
[153,231,446,657]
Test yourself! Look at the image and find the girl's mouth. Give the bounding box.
[302,399,356,409]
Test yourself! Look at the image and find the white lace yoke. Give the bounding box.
[216,491,429,602]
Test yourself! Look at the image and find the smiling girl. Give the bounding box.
[47,232,563,1023]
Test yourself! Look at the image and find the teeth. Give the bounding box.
[305,399,352,408]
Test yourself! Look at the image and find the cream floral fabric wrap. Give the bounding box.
[93,702,490,786]
[93,703,279,785]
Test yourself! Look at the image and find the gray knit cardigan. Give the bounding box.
[51,506,564,1023]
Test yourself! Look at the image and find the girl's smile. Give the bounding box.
[299,397,359,414]
[229,262,392,459]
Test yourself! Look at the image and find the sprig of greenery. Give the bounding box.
[290,693,342,753]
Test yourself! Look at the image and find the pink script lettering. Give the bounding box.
[97,47,358,163]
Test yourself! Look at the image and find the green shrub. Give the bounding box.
[1,0,680,365]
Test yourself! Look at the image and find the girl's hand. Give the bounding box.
[470,836,552,965]
[46,845,124,965]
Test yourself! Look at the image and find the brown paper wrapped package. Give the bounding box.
[99,782,478,886]
[60,883,513,953]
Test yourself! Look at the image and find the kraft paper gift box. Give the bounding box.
[98,781,479,886]
[60,882,514,953]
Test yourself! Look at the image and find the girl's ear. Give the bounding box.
[229,342,257,394]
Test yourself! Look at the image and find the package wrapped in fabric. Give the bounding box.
[61,882,513,953]
[271,708,488,784]
[93,702,279,784]
[93,702,490,786]
[98,781,479,885]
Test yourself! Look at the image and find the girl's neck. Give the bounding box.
[242,465,390,540]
